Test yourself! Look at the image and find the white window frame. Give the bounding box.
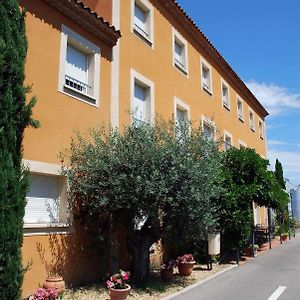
[201,58,213,95]
[221,79,230,110]
[22,160,70,235]
[238,140,247,149]
[259,119,265,139]
[201,115,216,141]
[130,69,155,125]
[131,0,154,47]
[237,96,244,121]
[174,97,190,139]
[58,25,101,106]
[224,130,233,151]
[249,109,255,131]
[172,28,188,76]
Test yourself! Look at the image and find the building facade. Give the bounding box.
[21,0,268,296]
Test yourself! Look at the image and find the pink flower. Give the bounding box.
[121,271,129,280]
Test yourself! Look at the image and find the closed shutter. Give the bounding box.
[133,84,147,123]
[66,44,88,84]
[24,174,60,224]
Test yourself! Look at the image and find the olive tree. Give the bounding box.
[63,120,222,283]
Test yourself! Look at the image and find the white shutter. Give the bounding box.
[133,84,147,123]
[24,174,60,224]
[66,44,88,84]
[174,41,183,64]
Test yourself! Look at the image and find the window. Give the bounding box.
[259,119,265,139]
[221,80,230,110]
[131,69,154,125]
[224,131,232,151]
[201,116,216,140]
[237,96,244,121]
[201,59,212,95]
[249,109,255,131]
[59,25,100,105]
[174,98,190,139]
[173,29,188,75]
[24,174,67,226]
[133,0,153,45]
[238,140,247,149]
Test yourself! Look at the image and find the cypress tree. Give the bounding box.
[275,159,286,190]
[0,1,38,298]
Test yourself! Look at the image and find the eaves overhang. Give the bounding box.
[43,0,121,48]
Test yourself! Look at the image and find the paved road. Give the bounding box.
[171,235,300,300]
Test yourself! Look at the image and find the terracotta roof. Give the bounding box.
[43,0,121,47]
[163,0,268,117]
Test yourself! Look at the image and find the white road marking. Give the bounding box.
[267,286,287,300]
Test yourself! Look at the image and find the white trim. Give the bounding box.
[130,69,155,124]
[238,139,247,148]
[201,115,216,141]
[221,78,231,110]
[111,0,121,128]
[249,108,255,131]
[172,28,189,77]
[223,130,233,151]
[131,0,154,47]
[200,57,213,96]
[23,160,61,175]
[58,25,101,106]
[258,118,265,139]
[236,95,244,121]
[174,97,191,121]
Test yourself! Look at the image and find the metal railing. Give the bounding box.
[65,75,91,95]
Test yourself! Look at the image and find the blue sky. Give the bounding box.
[177,0,300,185]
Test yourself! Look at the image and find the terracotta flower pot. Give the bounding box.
[178,261,195,276]
[43,275,65,295]
[161,268,174,282]
[109,284,131,300]
[282,235,288,241]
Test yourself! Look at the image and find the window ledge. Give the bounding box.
[23,223,71,236]
[24,223,69,229]
[223,103,231,111]
[174,62,188,76]
[251,127,256,132]
[203,86,213,96]
[238,116,244,122]
[260,136,264,140]
[60,85,98,107]
[133,29,153,47]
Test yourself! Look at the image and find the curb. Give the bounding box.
[161,264,238,300]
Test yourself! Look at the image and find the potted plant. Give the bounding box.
[30,287,58,300]
[281,232,288,241]
[43,272,65,296]
[106,270,131,300]
[161,260,175,282]
[177,254,195,276]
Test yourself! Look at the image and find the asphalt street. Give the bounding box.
[170,234,300,300]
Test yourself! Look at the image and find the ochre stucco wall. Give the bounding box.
[117,0,267,157]
[20,0,114,297]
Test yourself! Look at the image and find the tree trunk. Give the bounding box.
[130,217,160,284]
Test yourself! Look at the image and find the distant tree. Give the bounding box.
[63,120,222,283]
[0,1,39,298]
[275,159,286,190]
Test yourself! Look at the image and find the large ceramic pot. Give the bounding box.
[43,275,65,295]
[161,268,174,282]
[178,261,195,276]
[109,284,131,300]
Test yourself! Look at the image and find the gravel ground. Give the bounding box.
[63,263,233,300]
